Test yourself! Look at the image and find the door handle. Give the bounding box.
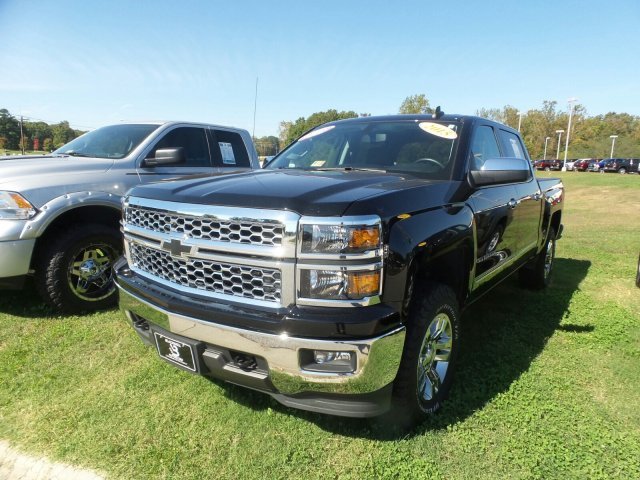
[533,192,542,201]
[508,199,518,209]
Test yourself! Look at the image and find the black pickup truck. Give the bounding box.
[115,113,564,425]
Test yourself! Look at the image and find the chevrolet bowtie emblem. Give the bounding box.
[162,238,192,257]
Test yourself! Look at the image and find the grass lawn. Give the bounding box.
[1,172,639,479]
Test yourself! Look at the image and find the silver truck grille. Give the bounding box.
[128,242,281,303]
[125,206,284,247]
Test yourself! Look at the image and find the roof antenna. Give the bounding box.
[432,106,444,119]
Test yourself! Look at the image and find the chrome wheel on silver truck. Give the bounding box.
[36,224,121,313]
[67,242,118,302]
[393,283,460,424]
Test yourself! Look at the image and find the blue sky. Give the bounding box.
[1,0,639,137]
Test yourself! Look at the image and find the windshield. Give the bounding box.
[267,120,460,178]
[53,124,160,159]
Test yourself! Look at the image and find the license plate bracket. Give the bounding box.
[152,329,202,373]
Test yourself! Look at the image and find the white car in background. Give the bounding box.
[564,158,578,171]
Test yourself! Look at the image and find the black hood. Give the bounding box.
[130,169,457,217]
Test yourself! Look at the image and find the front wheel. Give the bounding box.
[392,283,460,426]
[35,224,122,313]
[619,168,627,174]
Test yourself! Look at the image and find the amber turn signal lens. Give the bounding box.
[348,227,380,250]
[347,271,380,298]
[9,193,32,209]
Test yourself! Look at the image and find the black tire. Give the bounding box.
[619,168,626,174]
[544,167,551,172]
[392,283,460,426]
[519,228,556,290]
[35,224,122,313]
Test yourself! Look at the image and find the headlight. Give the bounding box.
[0,191,37,220]
[299,268,381,300]
[300,222,381,255]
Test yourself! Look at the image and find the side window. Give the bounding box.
[470,125,501,170]
[211,130,250,168]
[499,130,528,160]
[151,127,211,167]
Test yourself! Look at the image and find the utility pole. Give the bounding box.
[19,115,25,155]
[517,111,523,132]
[563,97,578,170]
[252,77,258,140]
[555,130,564,160]
[610,135,618,158]
[543,136,550,160]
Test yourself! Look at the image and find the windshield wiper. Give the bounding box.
[64,151,93,157]
[315,166,388,173]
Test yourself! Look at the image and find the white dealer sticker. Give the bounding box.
[219,142,236,164]
[418,122,458,139]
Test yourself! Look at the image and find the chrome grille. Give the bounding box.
[125,206,284,246]
[128,241,281,303]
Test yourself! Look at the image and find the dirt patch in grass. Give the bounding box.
[0,441,104,480]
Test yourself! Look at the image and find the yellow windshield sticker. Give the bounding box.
[299,125,335,141]
[418,122,458,139]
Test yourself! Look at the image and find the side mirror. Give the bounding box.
[469,157,531,187]
[142,147,186,167]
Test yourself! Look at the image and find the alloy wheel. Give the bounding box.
[417,313,452,406]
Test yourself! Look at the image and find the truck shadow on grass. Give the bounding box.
[0,280,57,318]
[223,258,591,439]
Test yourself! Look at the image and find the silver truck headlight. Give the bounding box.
[0,191,37,220]
[299,268,382,300]
[300,222,381,254]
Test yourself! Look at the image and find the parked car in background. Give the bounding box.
[0,121,260,312]
[596,158,612,172]
[588,159,604,172]
[564,159,578,171]
[603,158,639,174]
[535,159,562,171]
[574,158,598,171]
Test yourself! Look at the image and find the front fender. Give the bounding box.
[21,191,122,240]
[383,204,475,306]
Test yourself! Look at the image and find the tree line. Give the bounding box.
[0,109,85,152]
[3,97,638,159]
[270,94,639,159]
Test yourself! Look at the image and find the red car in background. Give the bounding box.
[535,159,562,171]
[574,158,599,171]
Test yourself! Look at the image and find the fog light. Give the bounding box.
[314,350,352,364]
[301,349,356,373]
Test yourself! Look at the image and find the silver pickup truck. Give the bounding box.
[0,121,259,312]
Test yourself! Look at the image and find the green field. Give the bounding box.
[1,172,639,479]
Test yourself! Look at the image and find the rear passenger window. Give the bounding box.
[211,130,250,168]
[470,126,501,170]
[151,127,211,167]
[499,130,528,159]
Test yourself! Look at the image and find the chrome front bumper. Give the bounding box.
[0,238,35,278]
[118,286,406,397]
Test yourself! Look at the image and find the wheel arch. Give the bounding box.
[387,206,475,315]
[31,204,122,270]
